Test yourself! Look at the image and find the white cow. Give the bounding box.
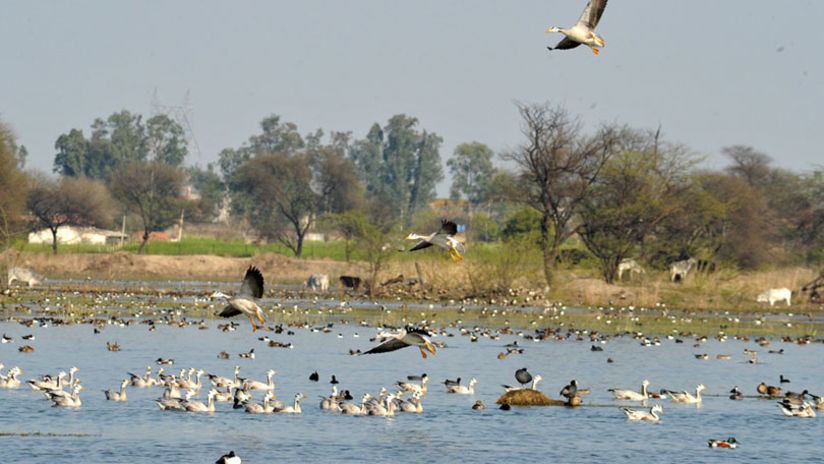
[7,267,42,287]
[757,287,791,307]
[670,258,697,282]
[305,274,329,293]
[617,258,645,280]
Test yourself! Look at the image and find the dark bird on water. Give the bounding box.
[309,371,319,382]
[216,450,241,464]
[330,375,339,385]
[780,374,791,383]
[560,380,579,399]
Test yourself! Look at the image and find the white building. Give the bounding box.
[28,226,129,246]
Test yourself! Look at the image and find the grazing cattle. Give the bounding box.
[757,287,792,307]
[7,267,42,287]
[670,258,697,282]
[617,258,645,280]
[305,274,329,293]
[339,275,362,292]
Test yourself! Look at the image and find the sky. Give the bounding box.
[3,0,823,196]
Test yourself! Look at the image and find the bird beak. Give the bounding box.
[302,394,307,399]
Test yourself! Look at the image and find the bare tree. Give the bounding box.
[27,175,114,254]
[502,102,619,285]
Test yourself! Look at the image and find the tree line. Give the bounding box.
[0,102,822,286]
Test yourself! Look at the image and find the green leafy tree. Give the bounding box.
[185,164,225,222]
[577,132,698,283]
[146,114,188,166]
[27,175,114,254]
[0,121,29,264]
[233,153,317,257]
[447,141,495,209]
[350,115,443,224]
[109,161,184,254]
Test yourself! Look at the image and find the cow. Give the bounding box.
[670,258,697,282]
[7,267,42,287]
[339,275,362,292]
[304,274,329,293]
[617,258,645,280]
[757,288,792,307]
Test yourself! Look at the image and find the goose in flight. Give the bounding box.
[362,327,437,358]
[546,0,608,55]
[212,266,266,332]
[405,219,466,263]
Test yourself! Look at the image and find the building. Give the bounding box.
[28,226,129,246]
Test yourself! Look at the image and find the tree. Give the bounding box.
[502,102,620,286]
[723,145,774,188]
[109,161,184,254]
[309,145,364,215]
[185,164,226,222]
[146,114,188,166]
[27,175,114,254]
[0,121,29,264]
[349,115,443,224]
[233,153,317,257]
[53,110,186,179]
[447,141,495,210]
[577,130,698,282]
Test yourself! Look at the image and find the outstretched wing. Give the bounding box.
[550,37,582,50]
[439,219,458,236]
[218,305,243,318]
[578,0,607,29]
[239,266,264,298]
[407,240,434,252]
[362,337,408,355]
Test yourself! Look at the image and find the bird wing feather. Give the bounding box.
[439,219,458,236]
[552,37,582,50]
[579,0,607,29]
[239,266,264,298]
[408,240,434,252]
[362,337,409,354]
[218,305,243,318]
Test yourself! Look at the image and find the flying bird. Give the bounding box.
[212,266,266,332]
[405,219,466,263]
[546,0,608,55]
[361,327,437,358]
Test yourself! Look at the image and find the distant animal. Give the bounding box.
[545,0,608,55]
[670,258,697,282]
[212,266,266,332]
[622,404,663,422]
[515,368,533,387]
[215,450,241,464]
[7,267,42,287]
[309,371,319,382]
[305,274,329,293]
[708,437,738,449]
[756,288,791,307]
[404,219,466,263]
[339,275,362,292]
[472,400,485,410]
[107,341,120,352]
[617,258,645,280]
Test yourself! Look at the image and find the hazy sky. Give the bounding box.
[3,1,822,195]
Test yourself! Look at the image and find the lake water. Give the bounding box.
[0,286,822,463]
